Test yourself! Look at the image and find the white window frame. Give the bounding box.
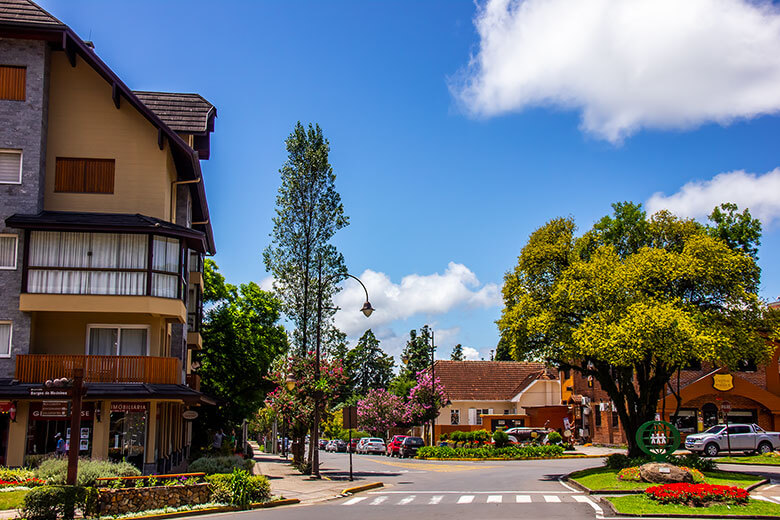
[85,324,151,356]
[0,234,18,270]
[0,149,22,184]
[0,321,11,358]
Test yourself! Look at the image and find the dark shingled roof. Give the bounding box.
[0,380,215,405]
[0,0,63,27]
[6,211,208,252]
[133,91,216,134]
[433,360,557,401]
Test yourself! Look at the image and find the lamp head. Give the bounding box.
[285,374,296,392]
[360,301,375,318]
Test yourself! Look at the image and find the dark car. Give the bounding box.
[386,435,408,457]
[318,439,328,450]
[400,436,425,458]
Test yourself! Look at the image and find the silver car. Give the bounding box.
[685,423,780,457]
[357,437,386,455]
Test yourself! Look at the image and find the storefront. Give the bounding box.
[108,402,148,469]
[25,402,94,457]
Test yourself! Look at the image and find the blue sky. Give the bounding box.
[40,0,780,361]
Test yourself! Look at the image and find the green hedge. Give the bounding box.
[205,472,270,505]
[189,455,255,475]
[34,459,140,487]
[21,485,98,520]
[416,444,564,460]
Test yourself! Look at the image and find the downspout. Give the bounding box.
[170,178,201,223]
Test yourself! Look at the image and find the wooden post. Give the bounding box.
[67,369,84,486]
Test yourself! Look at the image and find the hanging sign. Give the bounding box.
[30,388,69,397]
[182,410,199,420]
[713,374,734,392]
[40,401,68,418]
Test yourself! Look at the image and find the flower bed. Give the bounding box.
[0,477,45,488]
[617,466,704,483]
[416,444,564,460]
[645,483,749,506]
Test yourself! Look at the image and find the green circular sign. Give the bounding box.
[635,421,681,462]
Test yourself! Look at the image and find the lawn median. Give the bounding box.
[606,494,780,518]
[567,467,765,493]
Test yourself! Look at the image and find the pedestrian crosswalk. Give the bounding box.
[342,493,593,506]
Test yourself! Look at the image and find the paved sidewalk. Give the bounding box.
[249,442,366,503]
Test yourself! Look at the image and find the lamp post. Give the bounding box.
[312,258,373,478]
[282,374,296,458]
[429,327,436,447]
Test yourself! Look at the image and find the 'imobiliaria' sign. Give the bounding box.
[110,402,148,413]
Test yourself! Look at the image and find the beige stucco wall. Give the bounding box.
[30,312,168,357]
[44,52,176,219]
[6,402,29,467]
[91,400,110,460]
[515,380,562,411]
[436,401,514,426]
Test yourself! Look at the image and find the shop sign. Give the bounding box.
[29,402,93,420]
[111,402,148,413]
[182,410,198,420]
[30,388,69,397]
[0,402,16,420]
[713,374,734,392]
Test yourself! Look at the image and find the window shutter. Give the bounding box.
[56,158,114,193]
[55,158,85,192]
[0,236,17,269]
[468,408,477,425]
[0,150,21,183]
[0,66,25,101]
[85,159,115,193]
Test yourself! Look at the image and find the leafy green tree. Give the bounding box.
[708,202,762,260]
[199,262,288,435]
[400,326,433,379]
[263,122,349,356]
[346,329,395,397]
[494,336,513,361]
[203,258,232,303]
[450,344,465,361]
[498,202,776,456]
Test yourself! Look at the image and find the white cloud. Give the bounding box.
[332,262,500,339]
[462,346,481,361]
[453,0,780,142]
[259,276,275,292]
[646,168,780,224]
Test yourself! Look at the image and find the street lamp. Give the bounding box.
[311,260,373,478]
[282,373,296,458]
[428,327,436,448]
[285,374,297,392]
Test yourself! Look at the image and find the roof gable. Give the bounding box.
[0,0,63,27]
[133,91,216,134]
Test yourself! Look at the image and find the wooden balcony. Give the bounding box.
[16,355,182,385]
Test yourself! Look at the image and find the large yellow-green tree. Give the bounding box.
[498,202,777,456]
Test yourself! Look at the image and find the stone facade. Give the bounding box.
[97,483,211,516]
[0,37,49,378]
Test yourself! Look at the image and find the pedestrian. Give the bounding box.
[55,432,66,457]
[212,429,224,451]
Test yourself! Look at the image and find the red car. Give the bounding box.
[386,435,408,457]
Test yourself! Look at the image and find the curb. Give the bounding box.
[718,460,780,468]
[342,482,384,495]
[104,498,302,520]
[600,495,780,519]
[418,454,606,461]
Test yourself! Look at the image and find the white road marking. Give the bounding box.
[544,495,561,503]
[369,496,388,505]
[428,495,443,504]
[516,495,531,503]
[557,477,580,493]
[398,495,415,505]
[344,497,367,505]
[367,490,575,494]
[487,495,502,503]
[574,495,604,515]
[457,495,475,504]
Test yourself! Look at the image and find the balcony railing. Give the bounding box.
[16,355,182,385]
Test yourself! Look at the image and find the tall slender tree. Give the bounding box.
[450,344,465,361]
[346,329,395,397]
[399,326,433,379]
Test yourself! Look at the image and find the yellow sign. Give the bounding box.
[713,374,734,392]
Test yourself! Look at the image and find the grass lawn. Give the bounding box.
[569,467,764,491]
[717,454,780,465]
[0,490,28,510]
[608,495,780,517]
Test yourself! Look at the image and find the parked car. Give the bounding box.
[326,439,347,452]
[386,435,408,457]
[348,439,358,452]
[399,436,425,458]
[318,439,328,450]
[504,427,550,444]
[357,437,386,455]
[685,423,780,457]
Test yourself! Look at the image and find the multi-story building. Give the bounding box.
[0,0,215,472]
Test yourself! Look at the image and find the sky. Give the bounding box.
[39,0,780,362]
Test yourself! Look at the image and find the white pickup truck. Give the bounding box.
[684,423,780,457]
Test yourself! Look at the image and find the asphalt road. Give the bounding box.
[201,450,608,519]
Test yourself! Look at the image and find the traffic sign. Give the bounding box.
[721,401,732,413]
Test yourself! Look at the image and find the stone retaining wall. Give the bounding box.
[98,483,211,516]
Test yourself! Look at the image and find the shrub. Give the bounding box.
[439,433,449,441]
[35,458,140,487]
[416,444,563,460]
[604,453,652,469]
[206,473,270,505]
[493,430,510,448]
[547,431,562,445]
[0,467,35,482]
[24,455,52,469]
[645,483,748,506]
[473,430,491,445]
[21,485,96,520]
[189,455,254,475]
[671,453,715,472]
[451,431,464,447]
[617,466,641,482]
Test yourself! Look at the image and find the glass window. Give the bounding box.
[109,405,147,470]
[704,425,725,434]
[0,235,17,269]
[671,410,697,433]
[450,409,459,425]
[476,408,489,425]
[595,408,602,427]
[88,326,148,356]
[0,150,21,183]
[728,425,751,434]
[0,322,10,357]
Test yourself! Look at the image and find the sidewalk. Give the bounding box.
[249,442,368,504]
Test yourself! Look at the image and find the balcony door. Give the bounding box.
[87,325,149,356]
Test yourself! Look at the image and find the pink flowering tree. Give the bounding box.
[357,389,403,438]
[402,370,450,426]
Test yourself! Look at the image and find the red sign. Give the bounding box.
[721,401,732,413]
[111,402,148,413]
[0,402,16,421]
